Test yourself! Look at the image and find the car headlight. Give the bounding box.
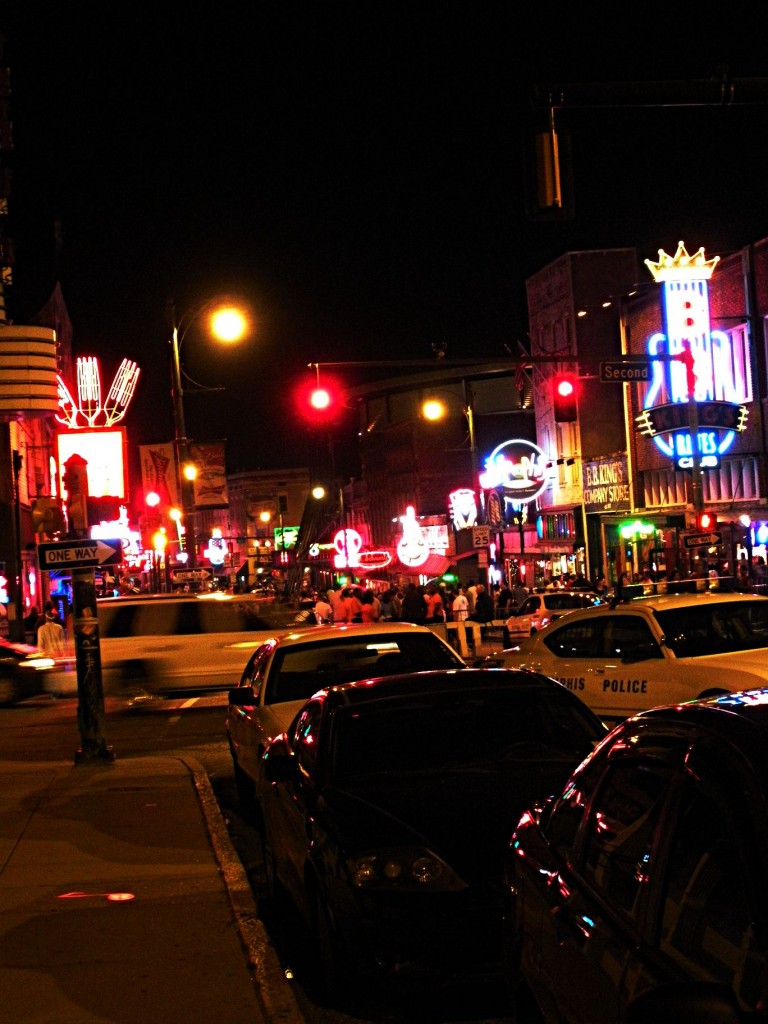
[348,847,467,892]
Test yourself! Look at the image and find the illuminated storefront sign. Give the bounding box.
[332,528,393,571]
[449,488,478,530]
[57,428,127,500]
[636,241,749,468]
[396,506,449,568]
[57,356,140,429]
[478,439,548,505]
[582,457,631,513]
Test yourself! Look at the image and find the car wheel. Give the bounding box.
[229,743,257,810]
[697,687,730,699]
[307,883,350,1004]
[258,821,277,901]
[0,674,19,706]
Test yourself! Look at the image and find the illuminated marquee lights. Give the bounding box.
[331,528,393,570]
[640,241,750,468]
[57,356,140,429]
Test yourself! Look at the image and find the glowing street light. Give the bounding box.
[166,296,249,569]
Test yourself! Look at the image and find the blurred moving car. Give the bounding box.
[0,637,75,705]
[492,592,768,721]
[95,592,305,694]
[257,668,607,997]
[504,688,768,1024]
[504,591,603,644]
[226,622,466,804]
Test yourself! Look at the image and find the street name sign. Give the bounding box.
[683,532,722,548]
[38,538,123,570]
[600,361,651,382]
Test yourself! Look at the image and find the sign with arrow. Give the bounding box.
[171,569,212,584]
[683,532,721,548]
[38,538,124,570]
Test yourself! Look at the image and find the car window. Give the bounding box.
[660,782,764,1003]
[198,599,274,632]
[655,599,768,658]
[264,632,464,704]
[517,597,538,615]
[581,760,672,921]
[540,746,607,860]
[543,618,604,658]
[292,701,324,777]
[240,641,275,686]
[603,616,663,659]
[98,603,139,638]
[330,686,605,782]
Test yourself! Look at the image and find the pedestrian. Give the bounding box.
[610,571,630,609]
[313,591,333,625]
[44,599,62,625]
[451,587,469,621]
[24,606,42,644]
[401,583,426,624]
[359,589,379,622]
[465,579,478,615]
[424,585,445,623]
[37,610,66,657]
[471,584,495,623]
[339,586,363,623]
[495,581,513,615]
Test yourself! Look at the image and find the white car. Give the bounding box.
[504,591,603,643]
[226,621,467,805]
[94,592,305,694]
[495,592,768,722]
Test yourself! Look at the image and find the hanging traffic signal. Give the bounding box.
[697,511,714,532]
[553,373,578,422]
[296,375,343,424]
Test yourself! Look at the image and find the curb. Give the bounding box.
[188,760,306,1024]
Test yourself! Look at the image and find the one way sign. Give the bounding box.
[38,538,124,570]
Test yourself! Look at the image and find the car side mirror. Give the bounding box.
[625,983,741,1024]
[263,734,297,783]
[228,685,257,705]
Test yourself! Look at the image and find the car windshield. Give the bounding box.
[265,632,465,703]
[330,687,605,782]
[655,600,768,658]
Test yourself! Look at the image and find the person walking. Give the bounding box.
[313,591,333,624]
[37,610,66,657]
[359,589,379,623]
[424,585,445,623]
[451,587,469,621]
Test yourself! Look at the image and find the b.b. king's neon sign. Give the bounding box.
[637,242,750,468]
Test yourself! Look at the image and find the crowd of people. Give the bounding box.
[304,578,510,626]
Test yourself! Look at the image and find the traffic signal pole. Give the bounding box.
[71,567,113,763]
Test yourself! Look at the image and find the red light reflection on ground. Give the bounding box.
[58,891,135,902]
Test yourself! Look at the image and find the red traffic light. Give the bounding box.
[553,373,578,422]
[296,375,343,423]
[698,512,713,531]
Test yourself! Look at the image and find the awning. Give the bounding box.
[398,552,451,577]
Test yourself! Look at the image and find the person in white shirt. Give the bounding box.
[37,615,66,657]
[452,588,469,621]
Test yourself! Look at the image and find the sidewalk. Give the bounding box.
[0,755,305,1024]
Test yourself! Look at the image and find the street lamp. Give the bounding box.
[420,379,478,486]
[166,296,249,569]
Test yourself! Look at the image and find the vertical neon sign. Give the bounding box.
[639,241,750,467]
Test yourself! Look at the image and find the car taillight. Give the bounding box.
[347,847,467,892]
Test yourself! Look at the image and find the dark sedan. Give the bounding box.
[504,688,768,1024]
[257,667,607,999]
[0,637,74,705]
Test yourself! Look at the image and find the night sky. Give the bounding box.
[4,4,768,485]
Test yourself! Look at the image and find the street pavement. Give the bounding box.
[0,753,305,1024]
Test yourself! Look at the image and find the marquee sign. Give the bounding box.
[637,241,750,469]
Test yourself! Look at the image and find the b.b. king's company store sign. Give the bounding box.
[582,457,631,513]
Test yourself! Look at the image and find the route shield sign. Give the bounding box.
[38,538,123,570]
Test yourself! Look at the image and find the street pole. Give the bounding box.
[167,298,197,568]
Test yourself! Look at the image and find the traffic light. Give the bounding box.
[553,373,578,422]
[297,375,342,423]
[697,511,714,532]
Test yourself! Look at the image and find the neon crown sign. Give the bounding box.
[636,241,749,468]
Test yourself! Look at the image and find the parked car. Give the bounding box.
[504,591,604,644]
[503,688,768,1023]
[226,622,466,805]
[94,592,304,694]
[491,592,768,722]
[257,668,608,997]
[0,637,75,705]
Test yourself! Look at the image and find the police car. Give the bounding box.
[494,592,768,722]
[504,590,603,643]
